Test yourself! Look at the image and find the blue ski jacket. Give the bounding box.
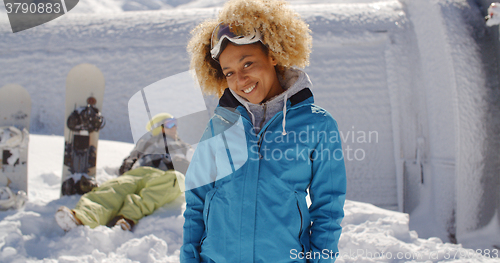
[181,70,346,263]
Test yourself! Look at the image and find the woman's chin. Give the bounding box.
[242,93,263,104]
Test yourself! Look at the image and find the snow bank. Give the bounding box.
[338,200,499,263]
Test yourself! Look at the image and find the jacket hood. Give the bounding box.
[220,68,313,135]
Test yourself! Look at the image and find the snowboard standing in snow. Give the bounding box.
[61,64,105,196]
[0,84,31,210]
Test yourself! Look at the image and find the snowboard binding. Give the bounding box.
[0,126,24,149]
[67,98,105,132]
[61,173,98,196]
[0,126,25,169]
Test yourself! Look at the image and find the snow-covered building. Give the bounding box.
[0,0,499,248]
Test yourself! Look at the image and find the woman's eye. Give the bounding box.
[244,62,253,68]
[225,72,233,77]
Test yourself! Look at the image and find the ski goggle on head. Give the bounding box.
[210,23,263,62]
[163,117,177,129]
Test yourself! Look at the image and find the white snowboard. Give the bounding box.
[0,84,31,195]
[61,63,105,196]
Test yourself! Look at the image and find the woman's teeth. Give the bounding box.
[244,84,256,94]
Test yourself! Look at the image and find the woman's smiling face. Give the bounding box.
[219,42,283,104]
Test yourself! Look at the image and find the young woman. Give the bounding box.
[181,0,346,262]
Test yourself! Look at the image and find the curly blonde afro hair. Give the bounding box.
[187,0,312,97]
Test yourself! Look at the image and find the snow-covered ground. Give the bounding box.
[0,134,497,262]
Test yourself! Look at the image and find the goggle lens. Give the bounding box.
[163,118,177,129]
[211,23,247,51]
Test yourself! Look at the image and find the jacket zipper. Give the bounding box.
[258,104,267,131]
[295,192,305,253]
[256,104,268,155]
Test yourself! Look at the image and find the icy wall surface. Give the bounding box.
[436,0,500,244]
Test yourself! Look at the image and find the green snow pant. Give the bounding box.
[73,167,185,229]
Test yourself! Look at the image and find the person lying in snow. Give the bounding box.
[118,113,193,176]
[55,113,192,231]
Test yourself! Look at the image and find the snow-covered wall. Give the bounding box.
[402,0,500,246]
[438,0,500,245]
[403,0,461,242]
[0,8,203,141]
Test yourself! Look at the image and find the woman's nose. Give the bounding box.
[236,71,248,86]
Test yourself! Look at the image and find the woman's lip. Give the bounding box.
[243,82,257,94]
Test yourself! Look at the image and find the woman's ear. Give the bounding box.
[270,55,278,66]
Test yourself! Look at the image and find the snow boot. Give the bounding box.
[55,206,82,231]
[0,186,27,210]
[116,217,135,231]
